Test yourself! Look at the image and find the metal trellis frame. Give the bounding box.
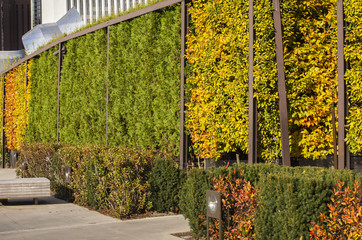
[337,0,350,169]
[272,0,291,166]
[248,0,257,165]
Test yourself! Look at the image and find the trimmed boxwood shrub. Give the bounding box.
[255,173,331,240]
[179,168,210,237]
[180,163,361,238]
[149,158,186,213]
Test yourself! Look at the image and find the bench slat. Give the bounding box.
[0,178,51,199]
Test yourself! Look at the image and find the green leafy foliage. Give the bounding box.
[17,143,162,217]
[253,0,280,161]
[254,169,361,240]
[60,29,107,145]
[25,7,180,157]
[108,5,181,155]
[255,174,331,240]
[180,168,211,237]
[58,145,156,217]
[149,158,186,213]
[27,48,59,143]
[180,163,361,238]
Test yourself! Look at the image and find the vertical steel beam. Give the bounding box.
[106,26,110,145]
[179,0,187,169]
[272,0,291,166]
[332,102,338,169]
[248,0,257,164]
[24,61,28,144]
[57,43,63,144]
[2,74,5,168]
[337,0,350,169]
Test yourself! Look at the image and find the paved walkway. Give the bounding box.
[0,168,190,240]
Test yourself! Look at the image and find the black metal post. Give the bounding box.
[2,74,5,168]
[248,0,257,164]
[180,0,187,169]
[57,43,63,144]
[106,26,110,145]
[337,0,350,169]
[272,0,291,166]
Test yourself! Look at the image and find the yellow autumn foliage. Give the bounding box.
[4,60,32,150]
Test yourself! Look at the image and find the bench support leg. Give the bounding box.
[33,198,38,205]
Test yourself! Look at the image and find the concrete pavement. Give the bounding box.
[0,168,191,240]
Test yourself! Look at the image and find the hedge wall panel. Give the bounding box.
[60,29,107,145]
[345,0,362,153]
[109,5,180,155]
[5,61,32,150]
[27,49,58,144]
[186,0,338,161]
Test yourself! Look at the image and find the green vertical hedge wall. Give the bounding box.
[27,47,59,143]
[60,29,107,145]
[109,5,181,155]
[21,1,362,160]
[25,5,180,156]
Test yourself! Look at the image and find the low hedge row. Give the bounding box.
[17,143,361,238]
[18,143,185,217]
[179,164,362,239]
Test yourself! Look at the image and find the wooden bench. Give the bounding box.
[0,178,51,204]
